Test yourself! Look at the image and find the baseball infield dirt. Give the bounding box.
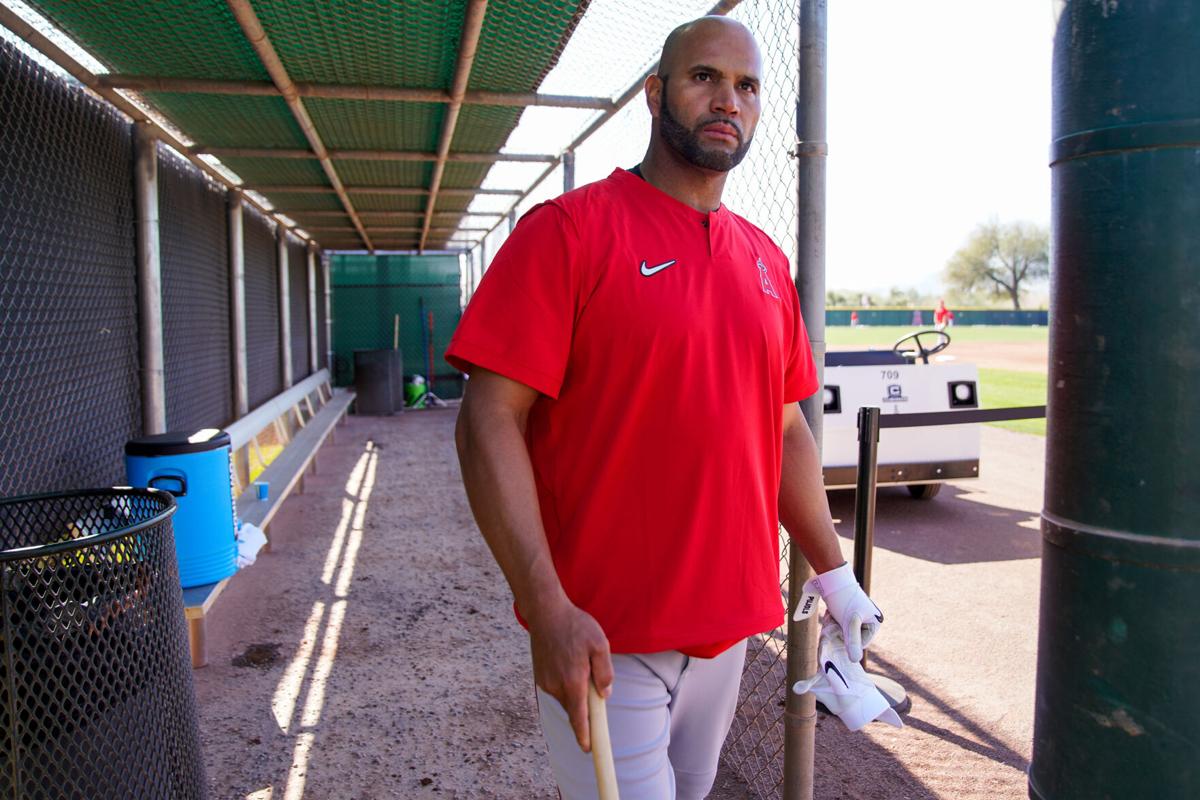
[193,408,1043,799]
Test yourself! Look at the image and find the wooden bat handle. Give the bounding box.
[588,680,619,800]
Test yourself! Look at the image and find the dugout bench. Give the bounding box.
[182,368,354,667]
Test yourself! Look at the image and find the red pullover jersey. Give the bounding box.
[447,168,818,655]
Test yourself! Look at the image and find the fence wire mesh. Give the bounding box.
[721,6,803,796]
[470,2,803,796]
[159,145,234,433]
[287,236,311,382]
[0,37,141,498]
[0,489,206,798]
[243,207,283,410]
[317,256,330,372]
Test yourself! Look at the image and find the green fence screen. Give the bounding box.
[826,307,1049,326]
[330,253,463,399]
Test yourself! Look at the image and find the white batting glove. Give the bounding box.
[792,562,883,662]
[791,613,902,732]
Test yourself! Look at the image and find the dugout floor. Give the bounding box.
[192,409,1043,799]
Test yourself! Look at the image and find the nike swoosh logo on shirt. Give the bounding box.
[639,259,677,276]
[824,660,850,689]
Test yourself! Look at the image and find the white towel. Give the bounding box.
[236,522,268,568]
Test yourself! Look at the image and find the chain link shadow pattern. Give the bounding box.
[159,146,233,432]
[0,39,141,498]
[0,489,206,798]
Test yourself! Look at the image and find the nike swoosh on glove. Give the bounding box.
[792,613,903,732]
[792,561,883,662]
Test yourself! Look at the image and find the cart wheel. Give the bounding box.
[907,483,942,500]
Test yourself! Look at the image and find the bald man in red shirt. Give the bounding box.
[450,16,883,799]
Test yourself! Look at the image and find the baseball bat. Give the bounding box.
[588,680,619,800]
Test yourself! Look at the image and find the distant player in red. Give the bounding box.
[935,299,955,330]
[450,16,884,799]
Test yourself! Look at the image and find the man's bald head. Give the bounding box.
[659,16,762,81]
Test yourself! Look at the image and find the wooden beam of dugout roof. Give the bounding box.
[226,0,373,252]
[98,75,615,110]
[250,185,523,197]
[303,226,493,234]
[193,147,557,164]
[420,0,489,254]
[279,210,504,219]
[0,5,313,248]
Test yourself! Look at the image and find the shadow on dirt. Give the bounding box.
[867,651,1030,774]
[827,485,1042,565]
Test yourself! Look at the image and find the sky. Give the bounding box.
[826,1,1056,293]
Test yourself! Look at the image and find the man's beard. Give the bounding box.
[658,79,753,172]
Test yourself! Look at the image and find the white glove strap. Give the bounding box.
[793,562,854,621]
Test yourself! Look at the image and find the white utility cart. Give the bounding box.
[821,330,980,499]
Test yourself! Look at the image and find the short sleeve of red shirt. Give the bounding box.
[780,259,819,403]
[445,203,581,398]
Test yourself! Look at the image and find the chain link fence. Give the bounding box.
[160,145,234,432]
[0,37,140,497]
[243,207,283,410]
[287,236,312,382]
[721,6,802,796]
[317,254,330,372]
[1,35,333,501]
[468,2,803,796]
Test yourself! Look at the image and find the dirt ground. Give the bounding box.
[193,409,1044,799]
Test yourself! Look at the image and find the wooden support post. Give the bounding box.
[188,618,207,669]
[134,122,166,434]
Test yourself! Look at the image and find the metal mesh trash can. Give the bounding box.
[0,488,207,799]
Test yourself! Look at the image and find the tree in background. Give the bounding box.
[826,287,940,308]
[944,220,1049,310]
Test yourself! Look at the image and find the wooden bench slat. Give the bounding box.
[236,390,353,529]
[182,577,230,620]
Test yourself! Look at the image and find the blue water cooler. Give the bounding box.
[125,429,238,588]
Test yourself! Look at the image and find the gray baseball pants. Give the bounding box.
[535,639,748,799]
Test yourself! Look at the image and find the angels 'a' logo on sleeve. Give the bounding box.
[756,257,780,299]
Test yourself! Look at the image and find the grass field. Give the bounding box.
[826,325,1048,347]
[979,368,1047,435]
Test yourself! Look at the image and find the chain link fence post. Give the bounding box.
[134,121,166,436]
[229,193,249,419]
[782,2,827,798]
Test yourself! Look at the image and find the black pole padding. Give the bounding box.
[853,406,881,593]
